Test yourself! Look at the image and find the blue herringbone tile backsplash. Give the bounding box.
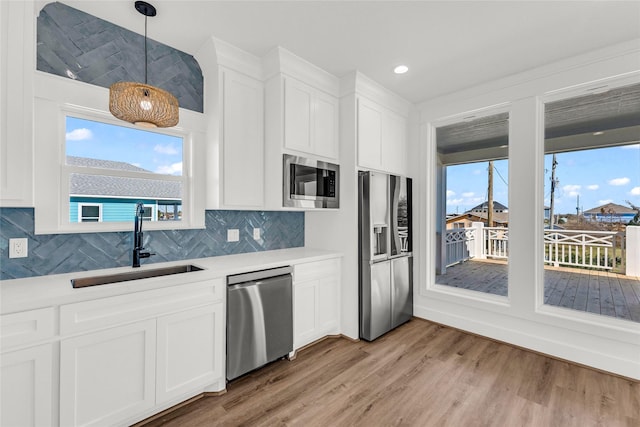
[0,208,304,280]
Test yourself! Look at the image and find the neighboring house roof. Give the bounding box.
[68,156,181,200]
[446,211,509,225]
[584,203,635,215]
[467,201,508,212]
[67,156,151,173]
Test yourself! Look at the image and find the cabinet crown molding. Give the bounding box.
[262,46,339,97]
[197,36,263,81]
[341,71,412,117]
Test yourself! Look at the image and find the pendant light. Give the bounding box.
[109,1,179,128]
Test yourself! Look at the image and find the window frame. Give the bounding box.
[33,73,206,234]
[78,202,102,222]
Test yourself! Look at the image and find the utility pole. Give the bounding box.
[487,160,494,227]
[549,154,558,228]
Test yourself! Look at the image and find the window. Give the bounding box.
[64,116,184,225]
[78,203,102,222]
[434,110,510,298]
[33,77,205,234]
[542,80,640,323]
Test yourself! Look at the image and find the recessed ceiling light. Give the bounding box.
[394,65,409,74]
[593,131,604,136]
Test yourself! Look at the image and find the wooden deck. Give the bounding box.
[437,260,640,323]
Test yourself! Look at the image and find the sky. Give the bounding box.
[65,116,183,176]
[446,144,640,215]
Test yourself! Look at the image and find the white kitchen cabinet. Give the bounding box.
[284,76,338,160]
[293,257,341,350]
[1,344,53,427]
[220,67,264,208]
[58,279,225,427]
[60,319,156,427]
[156,302,224,404]
[0,307,55,427]
[357,96,409,176]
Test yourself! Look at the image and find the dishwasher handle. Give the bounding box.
[227,265,293,285]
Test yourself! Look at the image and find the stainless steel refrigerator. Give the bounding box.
[359,171,413,341]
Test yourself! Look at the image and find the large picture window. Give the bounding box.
[542,80,640,323]
[65,116,184,224]
[434,110,510,298]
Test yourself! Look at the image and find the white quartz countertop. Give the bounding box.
[1,247,342,314]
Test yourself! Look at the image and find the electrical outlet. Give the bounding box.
[253,228,261,240]
[227,229,239,242]
[9,238,28,258]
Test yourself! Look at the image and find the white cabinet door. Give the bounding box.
[1,344,53,427]
[221,68,264,208]
[382,109,408,175]
[156,303,224,404]
[60,320,156,427]
[357,98,384,170]
[313,90,339,160]
[293,258,341,350]
[284,77,313,154]
[358,97,409,175]
[293,279,319,349]
[284,77,339,160]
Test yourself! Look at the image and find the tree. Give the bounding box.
[626,200,640,226]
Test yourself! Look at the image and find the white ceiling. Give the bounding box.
[54,0,640,104]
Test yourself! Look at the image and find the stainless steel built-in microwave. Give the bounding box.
[283,154,339,208]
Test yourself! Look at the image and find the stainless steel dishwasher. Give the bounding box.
[226,266,293,381]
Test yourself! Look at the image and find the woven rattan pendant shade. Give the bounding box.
[109,82,179,128]
[108,1,179,128]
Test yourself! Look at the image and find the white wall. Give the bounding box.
[415,40,640,379]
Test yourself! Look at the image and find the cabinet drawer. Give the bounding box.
[1,307,55,350]
[60,279,224,336]
[294,258,340,283]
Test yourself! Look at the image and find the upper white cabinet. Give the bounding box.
[284,76,339,160]
[197,38,265,210]
[220,67,264,208]
[263,47,341,209]
[357,96,409,175]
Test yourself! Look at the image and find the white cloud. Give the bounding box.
[447,198,464,205]
[631,187,640,196]
[154,144,179,155]
[608,177,630,186]
[472,169,482,175]
[65,128,92,141]
[156,162,182,175]
[562,184,581,197]
[598,199,613,205]
[462,192,475,198]
[621,144,640,150]
[586,184,599,191]
[446,190,455,197]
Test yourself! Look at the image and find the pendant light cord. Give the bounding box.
[144,14,148,84]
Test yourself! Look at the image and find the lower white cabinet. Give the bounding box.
[1,344,53,427]
[60,320,156,427]
[293,258,340,350]
[156,303,224,404]
[58,279,225,427]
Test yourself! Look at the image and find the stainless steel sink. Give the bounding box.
[71,264,204,288]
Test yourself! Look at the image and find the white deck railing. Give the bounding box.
[444,224,627,273]
[544,230,625,271]
[444,228,476,266]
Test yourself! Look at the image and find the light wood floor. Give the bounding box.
[142,319,639,427]
[436,260,640,322]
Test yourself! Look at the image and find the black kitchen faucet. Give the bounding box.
[132,202,154,267]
